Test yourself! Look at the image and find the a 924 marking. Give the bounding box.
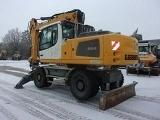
[125,54,138,60]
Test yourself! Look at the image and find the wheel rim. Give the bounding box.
[76,79,85,92]
[37,73,41,82]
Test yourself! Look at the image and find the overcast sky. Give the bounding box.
[0,0,160,41]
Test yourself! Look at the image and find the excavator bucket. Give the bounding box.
[99,81,138,110]
[14,71,34,89]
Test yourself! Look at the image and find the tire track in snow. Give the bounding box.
[0,78,146,120]
[0,105,19,120]
[0,85,89,120]
[0,94,54,120]
[134,95,160,104]
[114,106,160,120]
[0,86,55,120]
[19,86,145,120]
[15,88,90,120]
[0,68,159,120]
[0,80,142,120]
[28,86,160,120]
[34,86,160,120]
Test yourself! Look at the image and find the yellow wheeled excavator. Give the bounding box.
[126,41,160,76]
[15,9,138,110]
[0,50,7,60]
[12,51,21,60]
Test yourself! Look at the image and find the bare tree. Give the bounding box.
[19,30,31,59]
[0,42,2,51]
[0,42,7,51]
[2,28,22,57]
[1,28,31,59]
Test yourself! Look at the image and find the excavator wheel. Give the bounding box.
[70,70,97,100]
[88,75,99,98]
[34,67,47,88]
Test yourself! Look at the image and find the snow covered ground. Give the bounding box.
[0,60,160,120]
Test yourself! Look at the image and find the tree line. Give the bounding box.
[0,28,31,60]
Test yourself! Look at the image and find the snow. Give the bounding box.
[0,60,31,71]
[0,60,160,120]
[5,70,28,75]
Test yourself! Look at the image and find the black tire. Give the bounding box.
[70,70,95,100]
[89,76,99,98]
[34,67,47,88]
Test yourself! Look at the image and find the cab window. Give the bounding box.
[62,22,75,39]
[39,24,58,50]
[139,46,149,52]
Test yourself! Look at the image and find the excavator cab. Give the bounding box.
[38,20,95,61]
[138,42,153,55]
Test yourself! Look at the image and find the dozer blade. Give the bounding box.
[99,81,138,110]
[14,71,34,89]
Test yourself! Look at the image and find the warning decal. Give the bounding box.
[111,41,120,50]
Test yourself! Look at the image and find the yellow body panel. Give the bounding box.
[139,54,156,66]
[103,34,138,65]
[71,36,104,60]
[41,34,138,66]
[61,36,103,64]
[139,54,156,63]
[61,40,72,60]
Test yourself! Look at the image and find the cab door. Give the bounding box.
[39,24,61,60]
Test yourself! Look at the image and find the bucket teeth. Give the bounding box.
[14,84,24,89]
[99,81,138,110]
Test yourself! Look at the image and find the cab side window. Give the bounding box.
[52,24,58,45]
[62,25,74,39]
[139,46,148,52]
[39,24,58,51]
